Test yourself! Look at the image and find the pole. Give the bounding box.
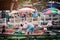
[44,15,46,22]
[51,14,53,21]
[14,14,15,26]
[10,3,14,12]
[51,0,52,8]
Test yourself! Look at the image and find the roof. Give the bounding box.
[0,0,22,10]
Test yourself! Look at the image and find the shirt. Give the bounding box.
[47,21,52,26]
[23,24,28,29]
[27,23,34,28]
[32,13,38,18]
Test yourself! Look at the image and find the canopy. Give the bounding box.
[47,8,58,11]
[19,8,35,12]
[42,8,58,15]
[52,10,57,14]
[9,10,19,15]
[42,8,58,12]
[45,10,57,15]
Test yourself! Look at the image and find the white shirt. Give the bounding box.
[23,23,28,29]
[47,21,52,26]
[58,10,60,14]
[44,28,47,30]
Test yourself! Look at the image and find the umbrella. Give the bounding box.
[45,10,57,15]
[52,10,57,14]
[10,10,19,14]
[47,8,58,11]
[45,10,52,15]
[42,8,58,13]
[19,8,35,12]
[43,8,58,15]
[9,10,19,15]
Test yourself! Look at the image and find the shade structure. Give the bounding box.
[43,8,58,15]
[47,8,58,11]
[45,10,57,15]
[42,8,58,13]
[11,10,19,13]
[19,8,35,13]
[9,10,19,15]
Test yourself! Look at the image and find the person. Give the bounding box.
[47,20,52,27]
[23,22,28,29]
[38,20,44,28]
[5,13,10,22]
[18,22,23,32]
[52,21,54,25]
[2,25,6,34]
[21,13,26,21]
[32,11,38,21]
[0,13,2,18]
[26,22,34,35]
[43,27,48,32]
[17,24,23,32]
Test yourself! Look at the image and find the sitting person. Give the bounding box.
[17,24,23,32]
[2,25,6,34]
[47,20,52,27]
[26,22,34,35]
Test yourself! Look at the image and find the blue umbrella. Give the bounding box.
[47,8,58,11]
[42,8,58,13]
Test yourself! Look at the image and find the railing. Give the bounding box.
[0,18,6,25]
[8,17,41,24]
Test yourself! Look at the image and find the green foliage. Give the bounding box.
[18,0,32,8]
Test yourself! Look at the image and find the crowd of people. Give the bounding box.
[13,20,53,35]
[0,10,54,35]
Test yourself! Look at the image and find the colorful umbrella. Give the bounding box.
[45,10,51,14]
[42,8,58,13]
[47,8,58,11]
[52,10,57,14]
[45,10,57,15]
[43,8,58,15]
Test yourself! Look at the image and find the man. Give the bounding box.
[21,13,26,21]
[26,22,34,35]
[47,20,52,27]
[32,11,38,21]
[2,25,6,34]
